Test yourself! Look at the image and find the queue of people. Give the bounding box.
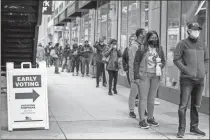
[37,21,208,139]
[123,22,207,138]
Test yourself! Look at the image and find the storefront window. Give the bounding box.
[128,1,140,41]
[80,14,89,43]
[120,1,128,50]
[140,1,149,31]
[88,10,95,45]
[107,1,118,43]
[166,1,181,89]
[71,19,80,44]
[97,3,109,44]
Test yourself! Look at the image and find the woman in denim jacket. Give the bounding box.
[103,39,122,95]
[133,30,165,129]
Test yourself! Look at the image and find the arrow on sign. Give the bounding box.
[15,90,40,102]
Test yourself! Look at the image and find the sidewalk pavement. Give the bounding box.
[1,67,209,139]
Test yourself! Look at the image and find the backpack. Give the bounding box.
[122,47,129,71]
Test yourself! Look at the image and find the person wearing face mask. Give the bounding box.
[93,37,107,88]
[173,22,208,138]
[103,39,122,95]
[134,30,165,129]
[80,40,93,77]
[127,29,147,119]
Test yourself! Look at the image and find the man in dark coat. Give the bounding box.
[93,37,107,87]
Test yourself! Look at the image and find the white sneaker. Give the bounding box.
[154,98,160,105]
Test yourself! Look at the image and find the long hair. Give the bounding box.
[54,43,59,48]
[144,30,160,51]
[108,38,117,47]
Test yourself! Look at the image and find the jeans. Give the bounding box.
[66,59,72,72]
[45,56,50,67]
[61,57,67,71]
[96,62,107,85]
[81,57,90,75]
[53,58,59,73]
[178,77,204,131]
[71,57,80,73]
[108,70,118,91]
[136,73,160,121]
[129,82,138,112]
[126,71,131,86]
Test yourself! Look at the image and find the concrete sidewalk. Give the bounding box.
[1,67,209,139]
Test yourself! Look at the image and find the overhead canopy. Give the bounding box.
[78,0,97,9]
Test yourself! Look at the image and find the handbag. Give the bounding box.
[50,49,58,58]
[102,55,110,64]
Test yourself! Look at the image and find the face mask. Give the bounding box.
[148,40,158,46]
[190,30,200,39]
[113,45,117,49]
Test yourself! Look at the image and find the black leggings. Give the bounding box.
[71,57,80,73]
[108,70,118,91]
[96,62,107,85]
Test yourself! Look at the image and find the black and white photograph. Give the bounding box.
[0,0,209,139]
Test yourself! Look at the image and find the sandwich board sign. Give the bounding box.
[6,62,49,131]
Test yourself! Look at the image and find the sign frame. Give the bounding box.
[6,62,49,131]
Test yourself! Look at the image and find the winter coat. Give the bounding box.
[103,46,122,71]
[93,43,107,63]
[80,44,93,58]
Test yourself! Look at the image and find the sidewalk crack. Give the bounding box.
[74,102,96,121]
[49,107,68,140]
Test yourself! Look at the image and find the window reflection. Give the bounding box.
[166,1,181,89]
[128,1,140,39]
[121,1,128,50]
[97,3,108,43]
[140,1,149,31]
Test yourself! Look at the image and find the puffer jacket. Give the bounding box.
[103,46,122,71]
[133,45,165,80]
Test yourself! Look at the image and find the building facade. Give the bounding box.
[45,0,209,113]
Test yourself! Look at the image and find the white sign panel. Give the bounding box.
[6,62,49,131]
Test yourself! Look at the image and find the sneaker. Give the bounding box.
[177,130,185,138]
[72,73,75,76]
[103,83,107,87]
[113,89,118,94]
[190,127,206,136]
[147,117,159,127]
[108,91,113,96]
[76,73,79,76]
[82,74,84,77]
[129,112,136,118]
[154,98,160,105]
[96,85,99,88]
[139,120,149,129]
[86,74,89,77]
